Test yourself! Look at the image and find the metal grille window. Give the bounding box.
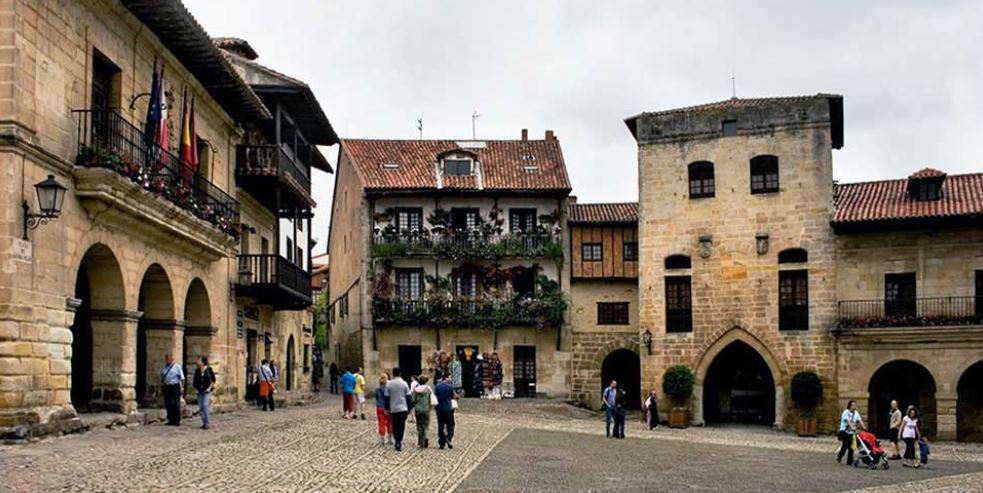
[455,273,478,298]
[444,159,472,176]
[623,242,639,261]
[688,161,715,199]
[779,270,809,331]
[395,208,423,232]
[582,243,603,261]
[597,302,630,325]
[665,276,693,332]
[509,208,537,233]
[396,269,424,301]
[750,155,780,194]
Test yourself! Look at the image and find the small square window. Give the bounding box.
[623,242,638,261]
[722,120,738,137]
[582,243,602,261]
[597,302,630,325]
[444,159,472,176]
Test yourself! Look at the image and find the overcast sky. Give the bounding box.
[185,0,983,255]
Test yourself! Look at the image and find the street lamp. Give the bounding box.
[23,175,67,240]
[642,329,653,355]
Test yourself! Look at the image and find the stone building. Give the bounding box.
[0,0,333,439]
[327,131,572,396]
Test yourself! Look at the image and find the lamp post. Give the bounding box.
[23,175,67,240]
[642,329,653,355]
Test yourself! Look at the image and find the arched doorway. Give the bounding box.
[868,360,937,439]
[958,360,983,442]
[136,264,175,407]
[286,335,296,391]
[703,341,776,425]
[600,349,640,409]
[183,278,212,400]
[71,244,126,412]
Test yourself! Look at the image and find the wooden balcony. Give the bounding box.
[235,144,315,214]
[236,254,312,310]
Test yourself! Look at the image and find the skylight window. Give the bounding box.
[381,162,400,170]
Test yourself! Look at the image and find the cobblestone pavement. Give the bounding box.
[0,396,981,492]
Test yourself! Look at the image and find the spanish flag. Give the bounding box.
[179,86,198,185]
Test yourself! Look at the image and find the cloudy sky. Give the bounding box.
[186,0,983,254]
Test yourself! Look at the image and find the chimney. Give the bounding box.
[545,129,555,141]
[521,128,528,141]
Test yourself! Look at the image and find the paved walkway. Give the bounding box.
[0,396,981,492]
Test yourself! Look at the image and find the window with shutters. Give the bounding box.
[597,302,630,325]
[582,243,602,261]
[665,276,692,332]
[396,269,424,301]
[688,161,715,199]
[779,270,809,331]
[750,155,779,194]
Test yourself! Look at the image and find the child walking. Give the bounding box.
[375,374,393,446]
[413,375,434,448]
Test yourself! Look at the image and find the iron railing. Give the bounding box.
[237,254,312,300]
[371,230,562,259]
[235,144,311,192]
[837,296,983,328]
[372,297,564,328]
[73,109,240,237]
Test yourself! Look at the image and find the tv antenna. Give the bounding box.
[471,111,481,140]
[416,118,423,139]
[731,70,737,99]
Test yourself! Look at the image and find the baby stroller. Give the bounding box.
[854,431,890,470]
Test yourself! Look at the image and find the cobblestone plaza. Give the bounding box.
[2,396,982,492]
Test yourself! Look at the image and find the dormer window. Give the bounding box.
[907,168,946,202]
[443,158,472,176]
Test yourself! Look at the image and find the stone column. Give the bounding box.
[183,325,217,404]
[89,309,142,414]
[774,384,785,429]
[691,384,705,426]
[142,319,185,407]
[936,394,958,441]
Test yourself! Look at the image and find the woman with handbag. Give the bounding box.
[412,375,435,448]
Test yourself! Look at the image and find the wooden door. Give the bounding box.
[513,346,536,398]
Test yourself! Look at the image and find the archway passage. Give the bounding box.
[868,360,937,439]
[71,244,126,412]
[703,341,776,426]
[958,361,983,442]
[286,335,296,391]
[183,278,213,400]
[136,264,175,407]
[600,349,640,410]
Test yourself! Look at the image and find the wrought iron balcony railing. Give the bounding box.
[371,230,563,260]
[372,296,565,328]
[837,296,983,328]
[237,254,312,309]
[73,109,240,237]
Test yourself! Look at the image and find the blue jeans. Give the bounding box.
[605,406,615,436]
[198,391,212,426]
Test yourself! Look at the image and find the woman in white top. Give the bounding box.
[901,406,922,468]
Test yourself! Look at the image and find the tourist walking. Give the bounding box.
[160,354,185,426]
[413,375,434,448]
[435,375,456,449]
[472,354,485,398]
[329,362,339,394]
[603,380,618,437]
[258,359,276,411]
[836,400,864,465]
[385,367,412,451]
[341,367,356,419]
[902,406,922,468]
[311,356,323,393]
[375,373,393,445]
[888,399,902,460]
[613,389,626,439]
[355,367,367,420]
[449,353,464,396]
[643,391,659,430]
[192,356,216,429]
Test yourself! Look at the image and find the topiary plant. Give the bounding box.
[662,365,695,402]
[791,370,823,418]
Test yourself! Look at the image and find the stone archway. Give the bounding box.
[957,360,983,442]
[695,328,785,428]
[601,349,641,410]
[71,244,127,413]
[183,278,214,401]
[136,264,176,407]
[702,341,776,425]
[868,360,937,439]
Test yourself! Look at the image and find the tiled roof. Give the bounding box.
[909,168,946,179]
[833,172,983,224]
[628,94,840,118]
[569,202,638,224]
[342,139,571,193]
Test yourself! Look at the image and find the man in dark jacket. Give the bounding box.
[329,362,339,394]
[192,356,216,429]
[435,375,457,449]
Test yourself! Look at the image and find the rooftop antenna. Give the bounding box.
[471,111,481,140]
[731,70,737,100]
[416,118,423,139]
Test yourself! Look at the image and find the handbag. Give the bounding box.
[429,388,439,407]
[451,399,458,410]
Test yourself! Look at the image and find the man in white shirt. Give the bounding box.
[384,367,412,451]
[160,354,185,426]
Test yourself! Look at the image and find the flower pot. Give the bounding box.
[797,417,818,437]
[669,408,689,428]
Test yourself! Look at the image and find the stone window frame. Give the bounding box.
[688,161,715,199]
[750,155,780,194]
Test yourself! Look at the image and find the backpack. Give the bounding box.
[414,388,432,414]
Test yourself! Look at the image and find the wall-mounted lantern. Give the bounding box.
[23,175,67,240]
[698,234,713,259]
[755,232,770,255]
[642,329,653,355]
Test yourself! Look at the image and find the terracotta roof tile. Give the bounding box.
[833,172,983,224]
[629,94,840,119]
[569,202,638,224]
[909,168,946,179]
[342,139,571,193]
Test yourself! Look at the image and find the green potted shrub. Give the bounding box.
[791,370,823,436]
[662,365,694,428]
